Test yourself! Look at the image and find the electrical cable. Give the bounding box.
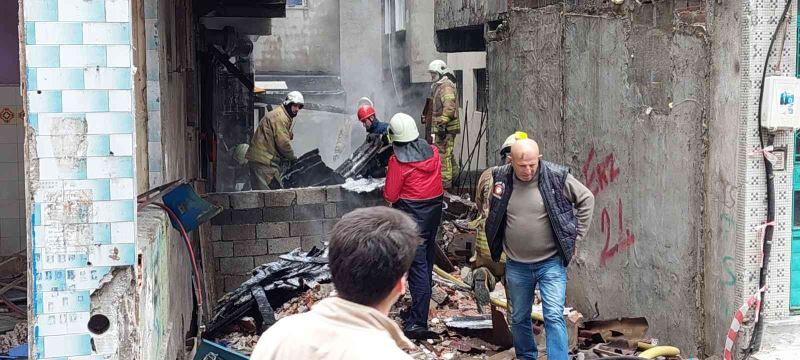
[747,0,793,356]
[142,202,205,306]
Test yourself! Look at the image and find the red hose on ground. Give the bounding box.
[141,202,205,306]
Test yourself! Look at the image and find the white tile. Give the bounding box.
[105,0,131,22]
[0,143,17,163]
[108,90,131,112]
[57,0,105,22]
[110,178,133,200]
[0,181,19,200]
[106,45,131,68]
[109,134,132,156]
[0,125,18,144]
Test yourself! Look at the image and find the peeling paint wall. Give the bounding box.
[485,4,709,355]
[21,0,139,357]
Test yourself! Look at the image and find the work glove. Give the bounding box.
[366,133,382,145]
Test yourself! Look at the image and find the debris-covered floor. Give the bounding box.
[204,193,687,359]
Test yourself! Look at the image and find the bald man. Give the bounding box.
[483,139,594,360]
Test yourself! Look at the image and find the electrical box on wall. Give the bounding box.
[761,76,800,129]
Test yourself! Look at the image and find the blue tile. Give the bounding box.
[33,203,42,226]
[38,248,88,270]
[24,0,58,21]
[148,142,161,171]
[146,81,160,111]
[36,113,87,136]
[57,0,105,22]
[42,333,92,357]
[84,68,132,90]
[65,267,110,290]
[88,243,135,266]
[86,135,111,156]
[83,23,131,45]
[36,270,66,292]
[27,68,38,90]
[85,113,133,134]
[146,50,159,80]
[62,90,109,113]
[38,158,88,180]
[39,290,91,313]
[25,22,36,45]
[28,113,39,131]
[60,45,107,67]
[86,156,133,178]
[145,20,158,50]
[35,23,83,45]
[86,112,133,134]
[147,111,161,141]
[28,91,63,113]
[26,46,61,68]
[144,0,157,19]
[36,68,85,90]
[92,223,111,244]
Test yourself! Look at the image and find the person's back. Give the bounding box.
[250,207,420,359]
[250,297,412,360]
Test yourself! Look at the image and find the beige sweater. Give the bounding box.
[250,297,415,360]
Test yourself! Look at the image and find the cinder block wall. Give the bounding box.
[204,185,384,297]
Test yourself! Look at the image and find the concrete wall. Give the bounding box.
[485,5,709,355]
[204,185,384,299]
[339,0,383,114]
[407,0,444,83]
[253,1,341,74]
[704,0,741,354]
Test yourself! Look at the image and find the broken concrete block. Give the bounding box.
[219,257,254,274]
[222,224,256,241]
[290,221,323,236]
[263,190,296,207]
[301,235,323,251]
[263,207,293,222]
[204,193,231,209]
[256,222,290,239]
[233,240,269,256]
[322,219,339,234]
[230,208,262,225]
[268,237,301,254]
[293,204,324,220]
[212,241,233,257]
[432,285,449,305]
[230,192,264,209]
[324,203,337,219]
[295,187,326,205]
[326,186,343,202]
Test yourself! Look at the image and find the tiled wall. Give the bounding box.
[22,0,137,358]
[738,0,797,326]
[145,0,162,187]
[0,86,25,257]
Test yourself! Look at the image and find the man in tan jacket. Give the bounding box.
[250,206,419,359]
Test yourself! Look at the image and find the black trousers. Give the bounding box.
[395,196,443,329]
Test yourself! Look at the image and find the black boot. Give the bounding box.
[403,324,439,340]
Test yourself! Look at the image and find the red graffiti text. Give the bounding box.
[582,148,621,197]
[599,198,635,266]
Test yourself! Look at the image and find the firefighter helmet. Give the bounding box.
[388,113,419,143]
[357,105,376,122]
[428,59,449,76]
[283,91,305,106]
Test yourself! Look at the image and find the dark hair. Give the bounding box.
[329,207,420,306]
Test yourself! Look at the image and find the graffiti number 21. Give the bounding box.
[599,198,635,266]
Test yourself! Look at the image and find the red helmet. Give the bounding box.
[357,105,376,122]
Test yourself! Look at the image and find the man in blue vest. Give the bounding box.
[484,139,595,360]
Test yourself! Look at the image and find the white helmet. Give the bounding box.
[501,131,528,156]
[388,113,420,143]
[428,59,449,77]
[283,91,305,106]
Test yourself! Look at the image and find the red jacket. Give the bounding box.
[384,145,444,203]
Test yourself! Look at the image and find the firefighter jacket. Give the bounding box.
[431,77,460,135]
[246,105,296,167]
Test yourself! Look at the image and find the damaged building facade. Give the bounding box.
[434,0,800,358]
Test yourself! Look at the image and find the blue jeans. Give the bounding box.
[505,256,568,360]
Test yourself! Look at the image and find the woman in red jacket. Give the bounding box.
[384,113,444,340]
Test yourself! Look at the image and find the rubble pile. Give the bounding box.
[0,322,26,355]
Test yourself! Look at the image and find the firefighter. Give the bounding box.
[357,103,392,178]
[245,91,304,190]
[469,132,526,316]
[428,59,460,189]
